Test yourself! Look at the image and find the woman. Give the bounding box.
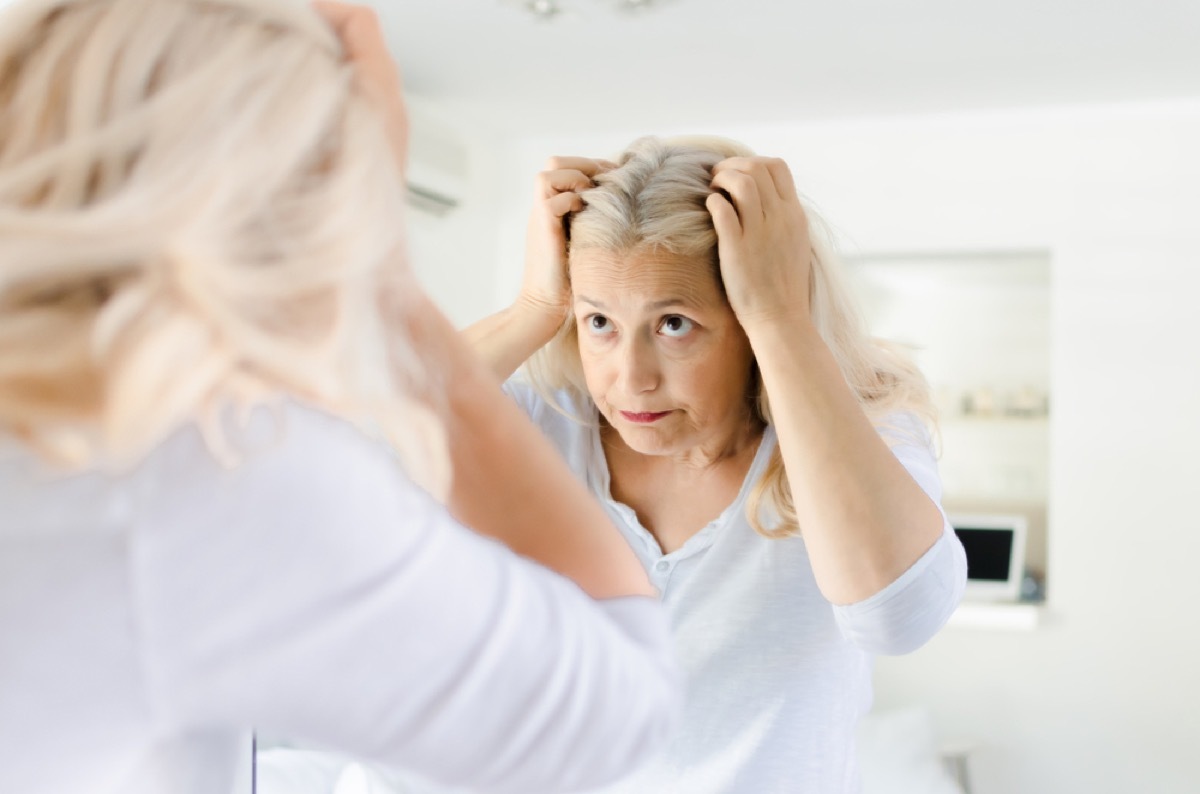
[0,2,680,793]
[468,137,968,792]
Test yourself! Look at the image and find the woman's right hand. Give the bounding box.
[518,157,615,322]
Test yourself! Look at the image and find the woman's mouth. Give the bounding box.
[619,410,672,424]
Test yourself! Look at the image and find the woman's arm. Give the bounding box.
[133,402,679,792]
[744,319,944,605]
[708,157,946,606]
[463,298,562,383]
[314,4,646,599]
[409,292,655,600]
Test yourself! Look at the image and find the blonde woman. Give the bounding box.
[468,137,969,792]
[0,2,681,793]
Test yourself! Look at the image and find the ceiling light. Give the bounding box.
[514,0,663,20]
[526,0,561,17]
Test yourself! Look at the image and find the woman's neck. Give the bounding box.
[600,411,764,473]
[599,416,766,553]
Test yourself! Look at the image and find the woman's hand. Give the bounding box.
[313,1,409,170]
[463,156,611,381]
[707,157,814,331]
[519,157,615,323]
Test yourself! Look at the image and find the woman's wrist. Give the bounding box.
[510,294,569,352]
[740,306,820,355]
[514,291,569,329]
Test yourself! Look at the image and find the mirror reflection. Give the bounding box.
[848,252,1052,604]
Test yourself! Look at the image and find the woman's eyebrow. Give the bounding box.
[575,295,607,309]
[647,298,693,310]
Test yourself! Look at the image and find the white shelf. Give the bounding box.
[940,414,1049,425]
[946,601,1042,631]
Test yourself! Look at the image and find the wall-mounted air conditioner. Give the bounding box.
[405,96,468,217]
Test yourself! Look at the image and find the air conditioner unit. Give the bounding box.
[404,96,468,217]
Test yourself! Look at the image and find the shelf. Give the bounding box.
[946,601,1042,631]
[939,414,1049,426]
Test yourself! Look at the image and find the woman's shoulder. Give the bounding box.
[502,379,599,479]
[132,398,435,523]
[503,378,595,429]
[874,410,935,451]
[872,409,943,504]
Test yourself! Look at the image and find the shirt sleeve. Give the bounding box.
[501,377,538,414]
[831,413,968,656]
[129,401,680,794]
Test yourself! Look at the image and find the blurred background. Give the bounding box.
[349,2,1199,792]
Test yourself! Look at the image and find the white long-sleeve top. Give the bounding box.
[504,382,967,794]
[0,401,680,794]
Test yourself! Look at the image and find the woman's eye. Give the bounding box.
[585,314,615,336]
[659,315,694,338]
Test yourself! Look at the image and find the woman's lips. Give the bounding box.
[619,410,672,424]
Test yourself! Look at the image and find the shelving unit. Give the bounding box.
[848,252,1054,624]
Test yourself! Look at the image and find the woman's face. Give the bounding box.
[570,247,758,459]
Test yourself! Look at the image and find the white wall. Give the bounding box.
[402,95,510,328]
[748,103,1200,794]
[422,100,1200,793]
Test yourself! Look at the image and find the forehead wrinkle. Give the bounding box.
[571,248,723,312]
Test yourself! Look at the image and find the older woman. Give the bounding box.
[467,137,968,792]
[0,2,679,793]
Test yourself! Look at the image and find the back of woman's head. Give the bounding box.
[0,0,447,491]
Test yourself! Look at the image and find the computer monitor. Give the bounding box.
[949,513,1028,602]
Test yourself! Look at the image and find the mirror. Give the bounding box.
[255,1,1198,793]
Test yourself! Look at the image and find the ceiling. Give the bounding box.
[369,0,1200,135]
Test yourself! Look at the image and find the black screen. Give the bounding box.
[953,527,1014,582]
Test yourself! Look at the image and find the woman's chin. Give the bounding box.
[612,425,687,457]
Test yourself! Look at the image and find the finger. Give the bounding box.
[313,2,380,56]
[713,156,780,206]
[544,190,585,220]
[312,0,360,32]
[710,169,764,226]
[764,158,799,203]
[543,156,610,179]
[313,1,408,166]
[706,192,742,239]
[539,169,595,198]
[314,3,402,86]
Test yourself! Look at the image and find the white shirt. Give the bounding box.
[0,401,680,794]
[505,382,968,794]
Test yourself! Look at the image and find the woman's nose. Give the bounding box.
[617,336,660,394]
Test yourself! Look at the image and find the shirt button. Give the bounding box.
[655,560,670,572]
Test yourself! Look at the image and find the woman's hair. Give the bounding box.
[528,135,934,539]
[0,0,449,495]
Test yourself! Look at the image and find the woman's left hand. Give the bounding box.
[707,157,814,330]
[313,1,409,170]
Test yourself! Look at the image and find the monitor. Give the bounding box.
[949,513,1028,602]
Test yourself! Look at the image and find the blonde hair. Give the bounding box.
[529,135,933,538]
[0,0,449,495]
